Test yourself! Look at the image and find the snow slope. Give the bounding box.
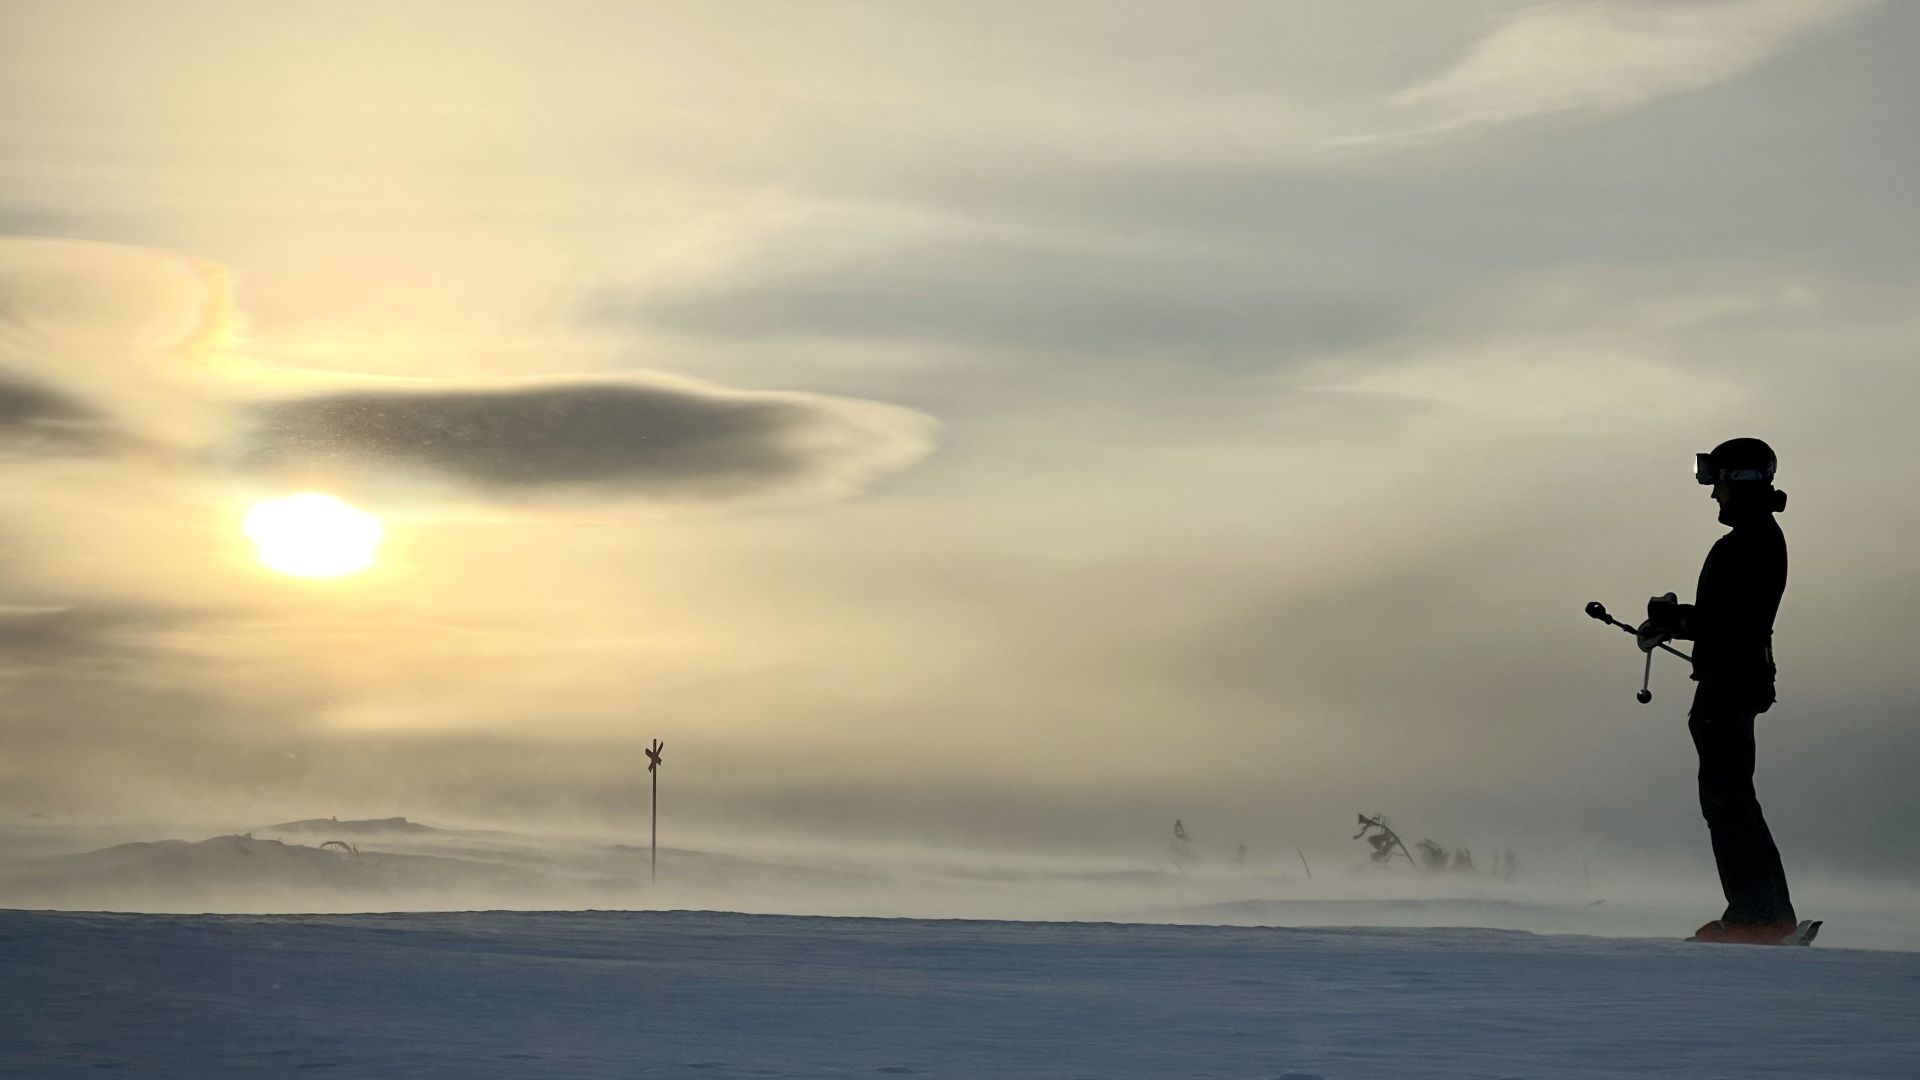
[3,908,1914,1079]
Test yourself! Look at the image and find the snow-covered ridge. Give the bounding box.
[0,824,635,913]
[257,814,443,835]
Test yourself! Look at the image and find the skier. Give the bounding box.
[1636,437,1797,944]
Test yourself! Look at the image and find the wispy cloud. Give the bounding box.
[1332,0,1872,154]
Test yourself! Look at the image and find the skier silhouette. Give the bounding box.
[1636,437,1797,943]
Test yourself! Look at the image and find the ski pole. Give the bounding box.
[1583,602,1693,663]
[1585,601,1692,706]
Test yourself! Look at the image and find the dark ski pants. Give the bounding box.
[1688,685,1795,926]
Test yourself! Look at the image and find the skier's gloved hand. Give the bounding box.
[1637,592,1682,652]
[1636,620,1674,653]
[1646,592,1682,626]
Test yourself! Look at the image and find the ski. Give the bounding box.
[1785,919,1822,947]
[1687,919,1821,946]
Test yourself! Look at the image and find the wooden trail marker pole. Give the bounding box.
[646,739,664,883]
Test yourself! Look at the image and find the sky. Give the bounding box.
[2,0,1917,875]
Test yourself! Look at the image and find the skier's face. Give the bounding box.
[1711,480,1770,524]
[1711,480,1736,524]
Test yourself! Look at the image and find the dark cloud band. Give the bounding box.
[0,374,115,455]
[237,378,933,500]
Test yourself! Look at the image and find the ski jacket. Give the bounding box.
[1669,513,1787,710]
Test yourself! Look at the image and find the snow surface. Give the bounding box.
[4,908,1916,1079]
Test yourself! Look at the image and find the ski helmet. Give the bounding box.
[1694,437,1776,486]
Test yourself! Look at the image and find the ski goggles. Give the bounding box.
[1695,453,1775,485]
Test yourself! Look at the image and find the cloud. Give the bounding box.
[0,604,325,818]
[0,602,202,665]
[0,373,117,454]
[592,196,1423,382]
[0,605,100,658]
[610,233,1404,362]
[0,237,240,453]
[0,238,935,506]
[234,375,936,503]
[1332,0,1871,153]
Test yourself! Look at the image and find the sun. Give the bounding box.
[244,492,384,579]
